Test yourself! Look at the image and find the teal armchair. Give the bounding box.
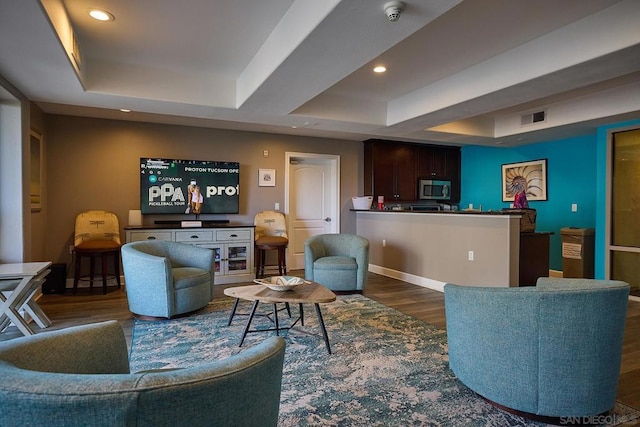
[0,321,286,427]
[304,233,369,292]
[444,278,629,418]
[122,240,215,318]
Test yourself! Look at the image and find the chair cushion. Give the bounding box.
[256,236,288,247]
[314,256,357,270]
[172,267,211,290]
[75,240,121,250]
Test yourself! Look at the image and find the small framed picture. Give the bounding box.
[258,169,276,187]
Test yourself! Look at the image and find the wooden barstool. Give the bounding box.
[72,210,122,294]
[73,241,121,294]
[255,236,288,278]
[254,211,288,279]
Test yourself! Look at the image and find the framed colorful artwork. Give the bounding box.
[501,159,547,202]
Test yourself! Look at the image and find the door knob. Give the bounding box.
[324,217,332,222]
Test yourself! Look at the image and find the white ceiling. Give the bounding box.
[1,0,639,146]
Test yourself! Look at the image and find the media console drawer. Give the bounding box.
[128,231,173,242]
[175,230,214,242]
[216,230,251,241]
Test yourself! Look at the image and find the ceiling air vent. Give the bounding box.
[521,110,546,126]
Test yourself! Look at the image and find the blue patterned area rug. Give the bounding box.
[130,294,639,427]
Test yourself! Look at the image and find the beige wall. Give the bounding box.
[356,211,521,289]
[43,114,363,266]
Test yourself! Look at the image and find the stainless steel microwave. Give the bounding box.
[418,179,451,200]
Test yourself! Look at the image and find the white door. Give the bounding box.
[285,152,340,270]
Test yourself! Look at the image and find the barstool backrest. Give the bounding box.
[254,211,287,241]
[74,210,121,247]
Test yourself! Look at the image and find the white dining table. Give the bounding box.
[0,262,52,336]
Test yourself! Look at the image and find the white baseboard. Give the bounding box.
[368,264,446,293]
[368,266,568,291]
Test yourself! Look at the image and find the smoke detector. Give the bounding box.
[384,1,406,22]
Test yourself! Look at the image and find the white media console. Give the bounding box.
[125,224,255,284]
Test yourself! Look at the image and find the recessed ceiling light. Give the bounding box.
[120,108,131,113]
[88,9,115,21]
[373,65,387,73]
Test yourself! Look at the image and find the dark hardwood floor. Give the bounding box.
[2,271,639,414]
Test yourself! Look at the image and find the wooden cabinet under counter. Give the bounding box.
[519,232,553,286]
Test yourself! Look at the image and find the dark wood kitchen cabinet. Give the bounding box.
[417,146,459,179]
[416,145,461,201]
[364,141,417,202]
[364,139,461,203]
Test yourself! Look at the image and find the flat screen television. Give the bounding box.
[140,158,239,215]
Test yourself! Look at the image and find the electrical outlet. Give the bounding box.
[69,245,74,255]
[468,250,474,261]
[382,239,387,247]
[274,202,280,211]
[571,203,578,212]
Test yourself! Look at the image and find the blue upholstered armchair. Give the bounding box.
[0,321,285,427]
[122,240,215,318]
[304,233,369,292]
[444,278,630,418]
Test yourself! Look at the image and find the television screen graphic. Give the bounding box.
[140,158,239,214]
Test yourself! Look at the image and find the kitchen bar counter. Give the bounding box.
[355,210,522,290]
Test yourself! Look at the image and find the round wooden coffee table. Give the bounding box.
[224,281,336,354]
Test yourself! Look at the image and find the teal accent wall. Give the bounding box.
[461,135,597,271]
[461,118,640,275]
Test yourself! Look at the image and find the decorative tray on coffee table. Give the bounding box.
[253,276,310,291]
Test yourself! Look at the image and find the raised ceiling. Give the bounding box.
[1,0,639,146]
